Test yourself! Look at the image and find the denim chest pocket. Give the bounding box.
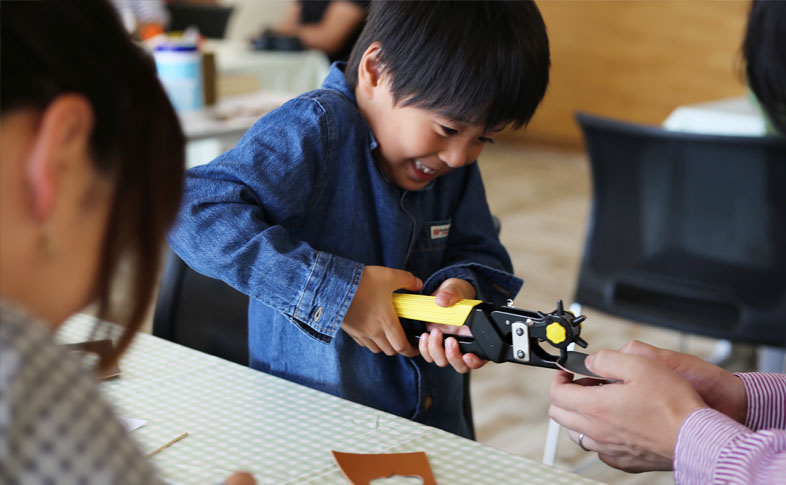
[408,218,451,277]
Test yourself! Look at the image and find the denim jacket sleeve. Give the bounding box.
[422,163,523,304]
[167,97,363,342]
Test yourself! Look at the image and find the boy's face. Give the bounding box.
[361,79,503,192]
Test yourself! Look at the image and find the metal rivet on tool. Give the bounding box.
[517,350,525,359]
[525,318,534,326]
[515,328,524,336]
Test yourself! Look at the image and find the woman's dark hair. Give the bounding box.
[1,0,185,366]
[744,0,786,135]
[345,0,550,131]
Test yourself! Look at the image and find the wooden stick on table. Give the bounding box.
[146,432,189,458]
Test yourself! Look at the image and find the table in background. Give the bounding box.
[662,95,765,135]
[180,40,330,168]
[208,39,330,95]
[57,315,601,485]
[180,91,293,168]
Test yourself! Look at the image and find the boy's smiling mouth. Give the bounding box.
[412,159,438,183]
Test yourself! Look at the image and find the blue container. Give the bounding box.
[154,43,203,112]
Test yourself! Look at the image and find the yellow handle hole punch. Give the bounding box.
[392,294,482,326]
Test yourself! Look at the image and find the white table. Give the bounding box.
[180,91,293,168]
[208,39,331,95]
[57,315,602,485]
[180,40,330,168]
[662,95,765,136]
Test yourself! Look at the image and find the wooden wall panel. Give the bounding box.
[505,0,751,146]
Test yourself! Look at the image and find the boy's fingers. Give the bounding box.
[382,318,416,357]
[433,279,465,307]
[462,353,486,370]
[361,337,383,354]
[419,332,434,362]
[434,287,459,307]
[428,329,449,366]
[445,338,469,373]
[392,269,423,292]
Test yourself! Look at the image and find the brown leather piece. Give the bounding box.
[331,450,437,485]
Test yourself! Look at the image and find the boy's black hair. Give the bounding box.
[744,0,786,135]
[345,0,550,131]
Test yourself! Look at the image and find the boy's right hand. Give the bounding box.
[342,266,423,357]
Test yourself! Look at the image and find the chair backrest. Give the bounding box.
[166,4,234,39]
[153,249,249,365]
[574,112,786,346]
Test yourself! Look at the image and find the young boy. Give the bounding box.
[168,0,550,438]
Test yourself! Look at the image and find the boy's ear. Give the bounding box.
[356,42,385,98]
[26,94,94,221]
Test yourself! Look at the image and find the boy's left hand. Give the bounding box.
[418,278,488,374]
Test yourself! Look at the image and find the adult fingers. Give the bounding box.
[552,370,574,385]
[567,428,600,453]
[549,371,600,411]
[225,472,256,485]
[584,350,648,382]
[547,403,589,435]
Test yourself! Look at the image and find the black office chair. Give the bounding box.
[153,249,249,365]
[574,112,786,347]
[166,4,234,39]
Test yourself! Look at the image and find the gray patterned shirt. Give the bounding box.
[0,302,163,484]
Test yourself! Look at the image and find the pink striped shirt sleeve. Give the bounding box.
[674,372,786,485]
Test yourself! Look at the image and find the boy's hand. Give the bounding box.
[342,266,422,357]
[418,278,488,374]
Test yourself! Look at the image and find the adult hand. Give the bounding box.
[225,472,256,485]
[342,266,422,357]
[549,349,706,473]
[418,278,488,374]
[620,340,747,423]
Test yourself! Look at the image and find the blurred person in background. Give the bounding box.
[110,0,170,40]
[272,0,369,62]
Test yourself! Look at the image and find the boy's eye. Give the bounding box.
[479,137,495,144]
[440,125,459,136]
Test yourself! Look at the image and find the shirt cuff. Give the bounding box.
[291,251,363,342]
[737,372,786,431]
[422,263,523,304]
[674,407,750,485]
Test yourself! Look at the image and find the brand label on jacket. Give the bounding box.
[430,223,451,239]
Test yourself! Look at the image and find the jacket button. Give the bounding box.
[424,395,433,410]
[314,307,323,322]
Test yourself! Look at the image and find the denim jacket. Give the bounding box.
[167,63,523,438]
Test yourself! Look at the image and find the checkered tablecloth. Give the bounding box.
[58,315,601,485]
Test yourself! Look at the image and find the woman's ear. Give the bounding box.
[356,42,385,99]
[26,94,94,220]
